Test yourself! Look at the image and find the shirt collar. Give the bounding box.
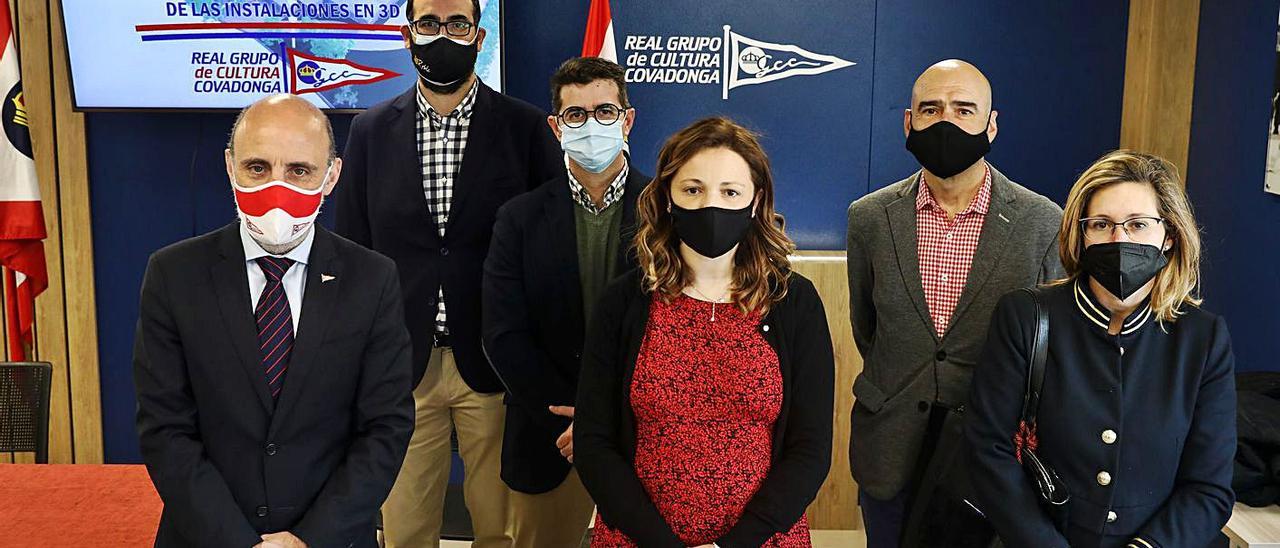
[416,79,479,122]
[915,162,993,216]
[566,154,629,215]
[1073,278,1153,335]
[239,221,315,266]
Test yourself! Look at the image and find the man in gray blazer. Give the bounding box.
[845,59,1064,547]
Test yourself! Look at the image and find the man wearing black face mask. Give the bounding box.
[844,59,1064,547]
[333,0,562,545]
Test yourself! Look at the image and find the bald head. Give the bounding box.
[911,59,992,114]
[225,94,342,196]
[904,59,997,142]
[227,94,336,161]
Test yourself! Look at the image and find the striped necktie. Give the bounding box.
[254,256,296,401]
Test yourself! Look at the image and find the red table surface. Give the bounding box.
[0,464,162,547]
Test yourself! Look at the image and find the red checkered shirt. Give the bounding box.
[916,165,992,337]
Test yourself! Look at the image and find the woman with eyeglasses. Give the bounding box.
[574,117,835,547]
[966,150,1236,548]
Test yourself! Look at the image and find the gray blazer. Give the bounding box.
[845,164,1064,500]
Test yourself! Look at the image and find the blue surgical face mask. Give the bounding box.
[560,119,625,173]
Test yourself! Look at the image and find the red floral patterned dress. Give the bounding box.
[591,294,811,547]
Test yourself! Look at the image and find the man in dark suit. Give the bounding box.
[332,0,562,545]
[134,94,414,548]
[482,57,647,548]
[845,60,1064,547]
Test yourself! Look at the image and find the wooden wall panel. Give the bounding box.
[49,0,101,464]
[794,252,862,531]
[1120,0,1202,179]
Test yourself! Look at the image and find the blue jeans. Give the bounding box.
[859,488,911,548]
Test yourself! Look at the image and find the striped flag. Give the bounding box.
[581,0,617,62]
[0,0,47,361]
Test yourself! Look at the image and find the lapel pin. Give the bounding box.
[997,213,1011,224]
[321,274,336,283]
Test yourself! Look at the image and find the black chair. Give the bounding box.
[0,361,53,463]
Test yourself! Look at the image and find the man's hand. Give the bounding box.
[549,405,575,463]
[258,532,307,548]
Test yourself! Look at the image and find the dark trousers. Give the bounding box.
[859,487,911,548]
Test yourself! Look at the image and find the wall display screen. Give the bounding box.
[61,0,502,110]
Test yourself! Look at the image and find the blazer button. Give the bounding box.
[762,325,770,332]
[265,443,278,456]
[935,350,947,362]
[256,505,269,517]
[1106,511,1117,523]
[1101,429,1117,445]
[440,247,450,256]
[1096,471,1112,486]
[917,401,930,413]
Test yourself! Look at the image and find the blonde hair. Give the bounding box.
[633,117,796,315]
[1057,150,1202,323]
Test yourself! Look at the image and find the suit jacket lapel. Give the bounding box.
[448,82,498,235]
[390,88,442,241]
[210,224,274,413]
[886,175,938,342]
[269,227,342,437]
[949,168,1018,332]
[615,168,646,273]
[547,179,585,328]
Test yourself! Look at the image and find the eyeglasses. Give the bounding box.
[1079,216,1165,239]
[408,18,475,37]
[557,104,627,128]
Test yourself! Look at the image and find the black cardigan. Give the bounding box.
[575,268,835,547]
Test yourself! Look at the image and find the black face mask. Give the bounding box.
[410,36,478,94]
[1079,242,1169,301]
[670,202,754,259]
[905,115,991,179]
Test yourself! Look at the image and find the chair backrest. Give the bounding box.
[0,362,53,463]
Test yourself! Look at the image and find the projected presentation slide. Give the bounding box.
[61,0,502,110]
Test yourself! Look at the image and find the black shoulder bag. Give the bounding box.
[1014,287,1071,530]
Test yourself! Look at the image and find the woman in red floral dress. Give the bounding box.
[575,117,836,548]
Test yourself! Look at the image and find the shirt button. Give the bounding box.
[1101,429,1117,444]
[945,233,953,240]
[256,506,270,517]
[265,443,278,456]
[940,274,949,282]
[1106,511,1118,523]
[1097,471,1112,486]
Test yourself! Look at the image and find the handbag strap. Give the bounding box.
[1018,287,1050,424]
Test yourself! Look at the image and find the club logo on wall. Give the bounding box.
[623,25,855,99]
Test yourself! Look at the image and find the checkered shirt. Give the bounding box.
[916,164,992,337]
[417,81,478,335]
[566,154,629,214]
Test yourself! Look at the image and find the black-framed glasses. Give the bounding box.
[408,18,475,37]
[1079,216,1165,239]
[557,104,627,128]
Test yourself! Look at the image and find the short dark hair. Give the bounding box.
[406,0,481,23]
[550,57,629,113]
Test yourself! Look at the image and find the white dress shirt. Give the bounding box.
[240,222,314,333]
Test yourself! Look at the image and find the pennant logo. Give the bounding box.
[721,26,854,100]
[287,48,399,95]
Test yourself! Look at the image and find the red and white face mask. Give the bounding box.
[231,167,329,246]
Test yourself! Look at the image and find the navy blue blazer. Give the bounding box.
[334,82,563,391]
[967,281,1236,548]
[482,168,649,494]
